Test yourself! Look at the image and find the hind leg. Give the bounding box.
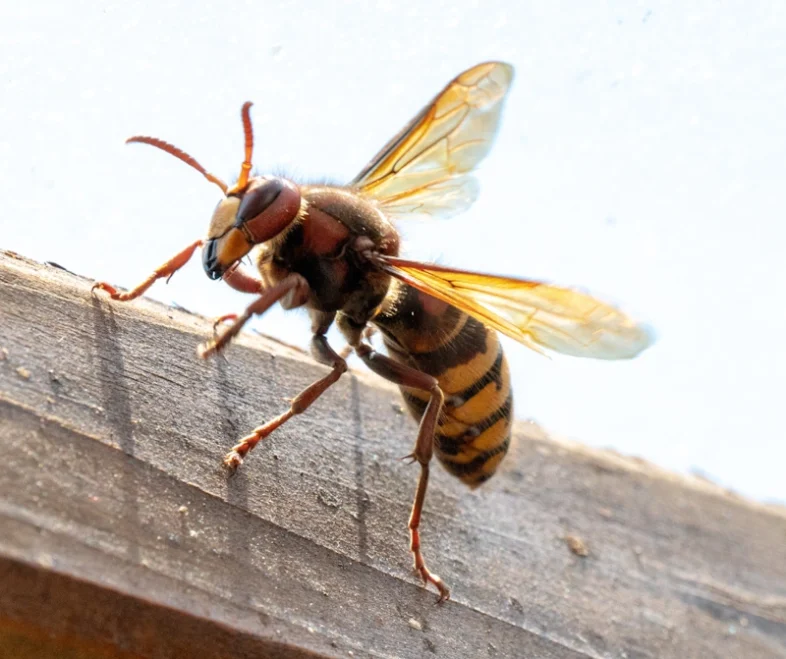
[354,341,449,603]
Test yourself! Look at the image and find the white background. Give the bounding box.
[2,1,784,502]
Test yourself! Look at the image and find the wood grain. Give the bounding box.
[1,249,785,658]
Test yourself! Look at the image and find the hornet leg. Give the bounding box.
[223,312,348,471]
[198,273,309,359]
[92,239,203,301]
[354,341,449,603]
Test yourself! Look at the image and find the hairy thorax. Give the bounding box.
[256,185,400,326]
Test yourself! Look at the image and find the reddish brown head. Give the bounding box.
[126,102,302,281]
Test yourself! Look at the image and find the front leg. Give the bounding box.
[198,273,310,359]
[209,264,268,335]
[222,263,266,295]
[92,239,203,301]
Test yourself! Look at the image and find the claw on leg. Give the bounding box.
[211,314,239,360]
[92,239,203,302]
[213,313,238,332]
[91,281,122,298]
[408,462,451,603]
[223,408,295,471]
[211,313,238,347]
[223,449,244,472]
[411,526,451,603]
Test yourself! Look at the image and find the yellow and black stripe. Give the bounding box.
[374,282,513,487]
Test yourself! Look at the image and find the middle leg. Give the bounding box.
[224,313,348,470]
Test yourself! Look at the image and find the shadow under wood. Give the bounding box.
[350,375,370,565]
[90,298,140,567]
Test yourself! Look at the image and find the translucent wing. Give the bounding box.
[375,256,654,359]
[350,61,513,220]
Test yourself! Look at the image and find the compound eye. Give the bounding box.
[236,179,283,225]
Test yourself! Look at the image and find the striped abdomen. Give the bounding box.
[373,282,513,487]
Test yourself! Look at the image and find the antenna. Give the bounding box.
[126,136,228,194]
[229,101,254,194]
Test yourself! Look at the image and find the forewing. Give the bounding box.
[376,257,654,360]
[350,61,513,220]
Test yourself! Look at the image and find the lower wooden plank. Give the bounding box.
[0,401,587,659]
[0,557,323,659]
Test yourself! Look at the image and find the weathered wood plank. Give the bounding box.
[1,249,785,658]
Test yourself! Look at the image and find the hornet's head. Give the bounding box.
[126,102,302,281]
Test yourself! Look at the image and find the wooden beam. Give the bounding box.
[1,249,785,658]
